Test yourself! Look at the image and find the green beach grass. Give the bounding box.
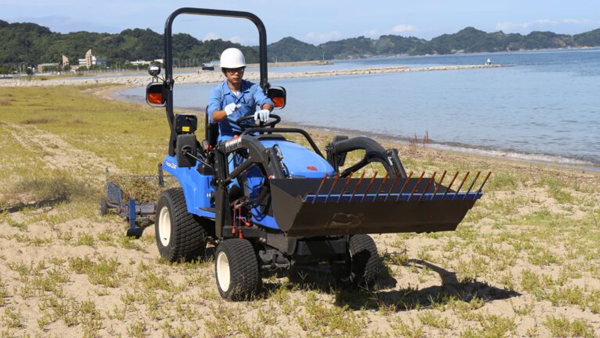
[0,85,599,337]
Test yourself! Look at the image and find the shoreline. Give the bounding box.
[281,122,600,172]
[0,64,506,88]
[95,85,600,173]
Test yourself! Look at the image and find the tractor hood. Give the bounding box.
[260,140,335,178]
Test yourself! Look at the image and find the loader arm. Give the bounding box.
[326,136,408,178]
[213,135,286,238]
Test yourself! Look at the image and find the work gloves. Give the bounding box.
[254,109,270,123]
[224,103,270,123]
[224,103,241,116]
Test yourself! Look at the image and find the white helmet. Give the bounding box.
[220,48,246,68]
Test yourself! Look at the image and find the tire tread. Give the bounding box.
[157,188,208,262]
[216,238,260,300]
[349,234,379,288]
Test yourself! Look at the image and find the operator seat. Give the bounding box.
[205,106,219,150]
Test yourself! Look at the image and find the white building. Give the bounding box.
[130,60,151,66]
[78,49,107,67]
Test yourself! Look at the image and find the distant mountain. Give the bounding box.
[411,27,579,55]
[268,37,323,62]
[574,28,600,46]
[1,20,600,68]
[373,35,426,55]
[410,27,600,55]
[268,35,424,61]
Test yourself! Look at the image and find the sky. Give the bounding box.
[2,0,600,45]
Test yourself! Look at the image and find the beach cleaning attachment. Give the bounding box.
[269,170,490,237]
[266,136,491,237]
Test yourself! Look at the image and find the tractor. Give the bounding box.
[145,8,488,300]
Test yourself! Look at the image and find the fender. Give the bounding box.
[163,155,215,218]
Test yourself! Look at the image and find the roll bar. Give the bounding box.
[163,8,270,133]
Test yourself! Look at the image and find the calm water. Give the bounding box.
[116,49,600,167]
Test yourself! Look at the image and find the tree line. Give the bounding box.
[1,19,599,71]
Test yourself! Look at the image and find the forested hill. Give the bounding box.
[1,20,600,67]
[410,27,600,55]
[0,21,259,67]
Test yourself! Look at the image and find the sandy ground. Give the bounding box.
[1,85,599,337]
[0,64,505,88]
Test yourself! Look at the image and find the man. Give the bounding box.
[208,48,274,143]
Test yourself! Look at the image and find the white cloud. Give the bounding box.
[563,19,584,25]
[203,32,221,41]
[391,24,416,34]
[230,36,242,44]
[496,19,558,32]
[563,19,600,25]
[363,29,378,37]
[496,18,600,33]
[534,19,556,25]
[305,31,342,43]
[495,22,526,31]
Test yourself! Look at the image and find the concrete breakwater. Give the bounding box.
[0,64,506,88]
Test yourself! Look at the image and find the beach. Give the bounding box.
[0,83,599,337]
[0,64,505,88]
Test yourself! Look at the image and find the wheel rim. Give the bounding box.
[158,206,171,247]
[216,251,231,292]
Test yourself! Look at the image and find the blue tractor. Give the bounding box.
[145,8,488,300]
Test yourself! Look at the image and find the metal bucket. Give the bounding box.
[269,176,483,237]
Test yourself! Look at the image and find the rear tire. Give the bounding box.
[215,239,261,301]
[348,234,379,288]
[155,188,207,262]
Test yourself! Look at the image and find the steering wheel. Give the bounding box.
[236,114,281,131]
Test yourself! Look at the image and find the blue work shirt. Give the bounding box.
[208,80,274,143]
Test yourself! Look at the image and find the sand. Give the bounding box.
[0,64,505,88]
[1,82,599,338]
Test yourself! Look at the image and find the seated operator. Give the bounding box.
[208,48,274,143]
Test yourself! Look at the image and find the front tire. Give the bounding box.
[215,239,261,301]
[348,234,379,288]
[155,188,207,262]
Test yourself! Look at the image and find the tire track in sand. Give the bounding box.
[3,123,120,185]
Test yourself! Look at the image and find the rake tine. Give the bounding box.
[475,171,492,199]
[442,172,460,200]
[324,173,341,203]
[419,172,437,201]
[407,171,425,202]
[350,172,366,203]
[375,173,390,202]
[312,173,328,204]
[336,172,354,203]
[432,170,447,201]
[361,172,378,202]
[394,171,413,202]
[384,173,402,202]
[462,171,481,200]
[452,171,470,201]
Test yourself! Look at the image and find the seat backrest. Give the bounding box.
[205,106,219,148]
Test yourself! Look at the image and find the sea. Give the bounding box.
[114,48,600,170]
